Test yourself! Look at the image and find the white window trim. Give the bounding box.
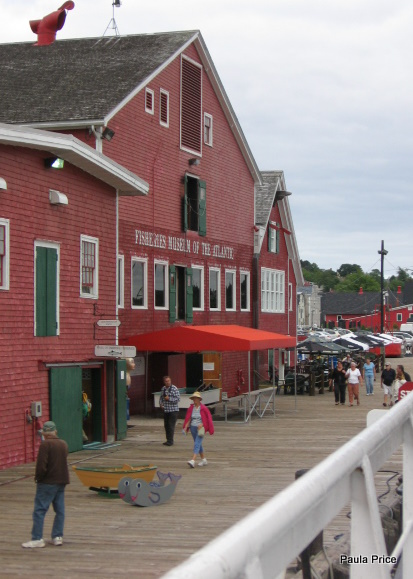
[240,270,250,312]
[0,218,10,290]
[154,259,169,310]
[34,240,60,336]
[397,313,402,322]
[180,54,203,157]
[145,88,154,115]
[225,268,237,312]
[288,282,293,312]
[192,265,204,311]
[160,89,169,128]
[131,257,148,310]
[269,222,278,253]
[261,268,285,313]
[80,235,99,299]
[204,112,213,147]
[117,255,124,309]
[209,267,221,311]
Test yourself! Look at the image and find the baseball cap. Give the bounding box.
[42,421,57,432]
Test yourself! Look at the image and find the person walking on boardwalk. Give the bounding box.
[22,421,69,549]
[183,392,214,468]
[392,366,407,405]
[362,357,376,396]
[381,362,395,407]
[331,361,347,405]
[159,375,180,446]
[346,361,362,406]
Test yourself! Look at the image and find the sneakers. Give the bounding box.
[52,537,63,546]
[22,539,46,549]
[198,458,208,467]
[187,459,195,468]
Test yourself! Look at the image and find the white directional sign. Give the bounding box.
[95,345,136,358]
[96,319,121,327]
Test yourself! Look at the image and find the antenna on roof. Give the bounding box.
[103,0,121,37]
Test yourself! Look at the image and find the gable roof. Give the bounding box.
[255,170,304,286]
[0,123,149,196]
[321,291,403,315]
[0,31,261,184]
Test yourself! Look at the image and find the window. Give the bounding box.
[145,88,154,114]
[204,113,213,146]
[289,282,293,311]
[192,266,204,310]
[209,268,221,311]
[154,261,168,309]
[268,222,279,254]
[240,271,250,311]
[261,268,285,313]
[397,313,402,322]
[225,270,236,311]
[80,235,98,298]
[0,219,10,290]
[131,258,147,309]
[117,255,124,309]
[183,175,206,236]
[35,241,59,336]
[160,89,169,127]
[181,55,202,154]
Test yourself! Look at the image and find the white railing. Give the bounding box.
[162,394,413,579]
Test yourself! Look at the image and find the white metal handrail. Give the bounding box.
[162,394,413,579]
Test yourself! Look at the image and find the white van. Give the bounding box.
[400,323,413,334]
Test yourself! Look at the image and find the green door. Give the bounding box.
[116,360,127,440]
[36,246,58,336]
[50,366,83,452]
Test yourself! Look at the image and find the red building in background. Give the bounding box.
[0,29,303,466]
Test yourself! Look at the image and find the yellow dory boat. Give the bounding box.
[72,463,157,496]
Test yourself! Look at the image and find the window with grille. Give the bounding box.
[132,258,147,308]
[268,222,279,254]
[181,56,202,154]
[261,268,285,313]
[160,89,169,127]
[145,88,154,114]
[240,271,250,311]
[81,236,98,298]
[204,113,213,146]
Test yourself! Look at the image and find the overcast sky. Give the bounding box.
[3,1,412,277]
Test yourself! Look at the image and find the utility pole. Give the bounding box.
[378,240,388,333]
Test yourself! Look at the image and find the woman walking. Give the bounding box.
[331,361,347,405]
[346,361,362,406]
[183,392,214,468]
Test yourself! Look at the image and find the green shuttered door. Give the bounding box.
[36,246,57,336]
[50,367,83,452]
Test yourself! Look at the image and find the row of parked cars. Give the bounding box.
[297,326,413,357]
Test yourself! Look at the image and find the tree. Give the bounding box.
[336,273,380,292]
[337,263,363,278]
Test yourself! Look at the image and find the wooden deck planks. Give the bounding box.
[0,359,410,578]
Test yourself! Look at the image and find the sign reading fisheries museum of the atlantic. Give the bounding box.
[135,229,235,260]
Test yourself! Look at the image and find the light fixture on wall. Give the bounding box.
[0,177,7,190]
[275,190,292,202]
[44,157,64,169]
[102,127,115,141]
[188,158,200,166]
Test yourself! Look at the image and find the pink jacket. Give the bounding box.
[183,403,215,435]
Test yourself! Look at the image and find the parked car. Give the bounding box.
[389,331,413,347]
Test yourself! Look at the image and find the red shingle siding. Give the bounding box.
[0,146,117,469]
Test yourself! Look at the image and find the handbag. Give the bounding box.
[198,426,205,437]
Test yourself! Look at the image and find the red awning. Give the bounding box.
[122,325,296,353]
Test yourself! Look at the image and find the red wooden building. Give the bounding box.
[0,29,303,460]
[0,124,148,469]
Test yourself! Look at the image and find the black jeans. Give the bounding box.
[334,382,346,404]
[164,411,178,444]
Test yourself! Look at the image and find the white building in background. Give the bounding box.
[297,283,322,327]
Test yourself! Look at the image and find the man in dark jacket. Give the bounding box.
[22,421,69,548]
[381,363,396,407]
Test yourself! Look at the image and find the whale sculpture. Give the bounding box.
[118,472,181,507]
[118,470,169,504]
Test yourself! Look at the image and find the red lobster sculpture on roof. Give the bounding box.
[30,1,75,46]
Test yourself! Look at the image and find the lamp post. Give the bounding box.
[378,241,388,333]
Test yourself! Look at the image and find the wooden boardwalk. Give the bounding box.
[1,359,409,578]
